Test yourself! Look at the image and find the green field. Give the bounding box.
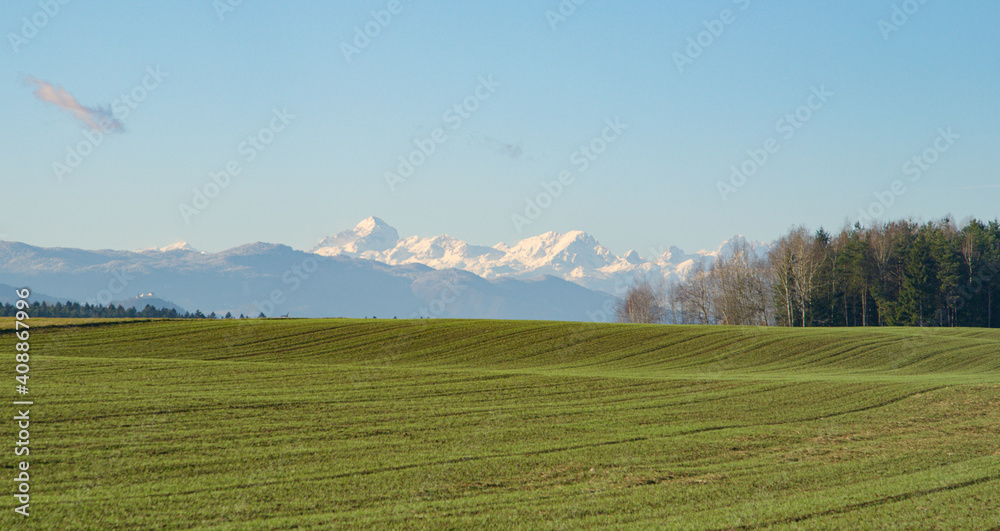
[3,318,1000,529]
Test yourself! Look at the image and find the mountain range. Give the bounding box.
[0,218,767,321]
[312,217,768,294]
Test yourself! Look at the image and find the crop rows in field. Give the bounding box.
[3,319,998,528]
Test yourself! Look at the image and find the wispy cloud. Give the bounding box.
[26,77,123,133]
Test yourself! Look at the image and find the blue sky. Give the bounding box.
[3,1,998,256]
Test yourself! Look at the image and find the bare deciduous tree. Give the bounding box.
[617,276,666,324]
[711,240,771,325]
[788,227,823,327]
[667,242,773,326]
[768,236,795,326]
[669,260,713,324]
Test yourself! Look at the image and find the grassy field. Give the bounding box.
[2,318,999,529]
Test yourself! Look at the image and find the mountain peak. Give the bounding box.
[355,216,395,236]
[306,218,749,294]
[313,217,400,255]
[161,241,197,252]
[717,234,771,258]
[136,241,199,253]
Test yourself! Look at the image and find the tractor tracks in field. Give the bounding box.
[758,385,948,427]
[106,426,742,502]
[721,473,1000,530]
[380,386,942,483]
[106,435,657,501]
[1,318,156,335]
[100,386,941,503]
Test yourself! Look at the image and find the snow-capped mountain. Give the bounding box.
[0,219,769,321]
[0,240,613,321]
[136,241,201,253]
[313,217,400,254]
[311,217,770,294]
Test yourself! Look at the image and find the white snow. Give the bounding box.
[136,241,199,253]
[310,218,771,294]
[312,216,400,255]
[160,241,197,252]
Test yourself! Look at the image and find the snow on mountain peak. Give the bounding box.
[136,241,199,253]
[355,216,394,237]
[306,217,762,294]
[502,230,614,272]
[716,234,772,259]
[313,216,400,255]
[161,241,197,252]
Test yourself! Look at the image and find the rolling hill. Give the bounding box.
[4,319,999,528]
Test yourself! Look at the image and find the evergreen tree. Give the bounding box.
[899,232,936,326]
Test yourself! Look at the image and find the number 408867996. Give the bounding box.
[14,288,30,388]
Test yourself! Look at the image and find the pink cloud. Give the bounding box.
[27,77,123,133]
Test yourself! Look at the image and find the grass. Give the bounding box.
[2,318,999,528]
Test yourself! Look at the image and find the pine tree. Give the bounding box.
[899,232,936,326]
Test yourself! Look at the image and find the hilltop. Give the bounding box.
[9,319,1000,527]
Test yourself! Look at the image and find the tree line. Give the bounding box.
[619,217,1000,328]
[0,301,253,320]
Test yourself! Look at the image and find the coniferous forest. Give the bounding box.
[666,217,1000,327]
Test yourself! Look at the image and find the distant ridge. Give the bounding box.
[0,240,613,321]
